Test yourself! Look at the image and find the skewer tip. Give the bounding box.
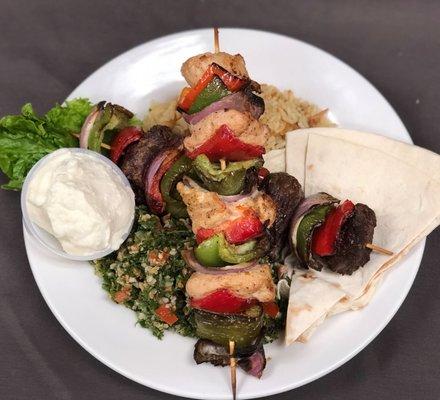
[214,27,220,53]
[229,340,237,400]
[366,243,394,256]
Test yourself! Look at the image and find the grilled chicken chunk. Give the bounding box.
[181,52,249,87]
[184,109,269,152]
[186,264,276,302]
[176,178,276,233]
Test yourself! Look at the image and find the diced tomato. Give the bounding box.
[110,126,142,163]
[178,63,248,112]
[186,124,265,162]
[262,302,279,318]
[312,200,355,256]
[191,289,256,314]
[113,287,130,303]
[155,304,179,325]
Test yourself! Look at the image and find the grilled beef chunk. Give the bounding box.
[310,203,377,275]
[241,84,265,119]
[259,173,304,261]
[241,166,259,194]
[120,125,182,203]
[194,339,229,366]
[193,335,267,378]
[237,346,266,379]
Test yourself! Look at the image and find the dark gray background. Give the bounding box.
[1,1,439,399]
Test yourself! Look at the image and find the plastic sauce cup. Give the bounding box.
[21,148,135,261]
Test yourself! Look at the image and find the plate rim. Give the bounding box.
[24,27,424,399]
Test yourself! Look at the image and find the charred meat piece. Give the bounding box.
[193,335,267,378]
[241,84,265,119]
[259,173,304,261]
[241,167,259,195]
[310,203,377,275]
[194,339,230,366]
[176,177,276,233]
[181,52,249,87]
[184,109,269,153]
[120,125,182,203]
[186,263,276,304]
[237,346,266,379]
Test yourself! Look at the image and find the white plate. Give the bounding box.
[24,28,424,399]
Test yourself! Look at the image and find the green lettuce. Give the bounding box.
[0,98,93,190]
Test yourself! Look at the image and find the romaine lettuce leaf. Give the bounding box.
[0,98,92,190]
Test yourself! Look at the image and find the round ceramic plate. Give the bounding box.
[24,28,424,399]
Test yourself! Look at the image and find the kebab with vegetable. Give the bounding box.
[282,128,440,345]
[172,32,303,389]
[290,192,385,275]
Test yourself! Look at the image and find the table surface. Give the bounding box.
[1,1,439,399]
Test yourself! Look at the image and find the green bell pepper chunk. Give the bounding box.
[296,204,333,264]
[88,103,132,152]
[194,305,263,348]
[188,76,231,114]
[194,235,227,267]
[194,233,261,267]
[217,234,259,264]
[160,155,193,218]
[193,155,263,195]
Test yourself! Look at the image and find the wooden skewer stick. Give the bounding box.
[366,243,394,256]
[229,340,237,400]
[72,133,111,150]
[214,27,220,53]
[220,158,227,171]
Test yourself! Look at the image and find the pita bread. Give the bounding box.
[263,149,286,173]
[285,129,440,345]
[286,127,440,186]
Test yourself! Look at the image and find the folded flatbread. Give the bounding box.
[263,148,286,173]
[283,128,440,345]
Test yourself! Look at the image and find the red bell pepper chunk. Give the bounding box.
[196,227,216,244]
[190,289,256,314]
[195,213,263,245]
[146,149,181,214]
[210,63,248,92]
[224,214,263,244]
[155,304,178,325]
[312,200,355,256]
[262,302,279,318]
[187,124,265,162]
[178,63,248,112]
[110,126,142,163]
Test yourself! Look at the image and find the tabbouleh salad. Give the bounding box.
[93,206,286,342]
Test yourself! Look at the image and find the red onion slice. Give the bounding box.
[289,192,340,259]
[182,176,259,204]
[290,192,339,232]
[182,250,258,275]
[218,185,257,203]
[143,150,171,213]
[79,105,101,149]
[181,91,263,125]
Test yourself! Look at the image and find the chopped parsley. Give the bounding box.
[93,206,196,339]
[92,206,286,343]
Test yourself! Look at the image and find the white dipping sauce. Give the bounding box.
[26,149,135,256]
